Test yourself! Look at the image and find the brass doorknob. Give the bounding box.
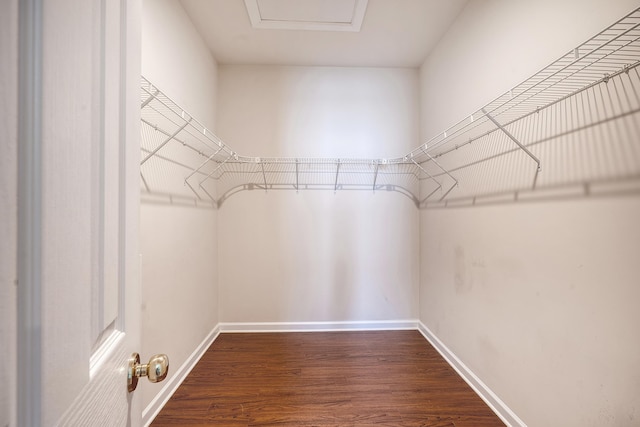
[127,353,169,392]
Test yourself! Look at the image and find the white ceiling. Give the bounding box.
[179,0,469,67]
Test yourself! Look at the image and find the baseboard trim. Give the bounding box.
[142,325,221,427]
[219,319,419,333]
[417,322,526,427]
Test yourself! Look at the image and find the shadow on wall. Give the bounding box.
[419,68,640,209]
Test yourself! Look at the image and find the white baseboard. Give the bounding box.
[417,322,526,427]
[142,325,221,427]
[219,319,419,333]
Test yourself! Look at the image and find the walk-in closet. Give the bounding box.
[3,0,639,426]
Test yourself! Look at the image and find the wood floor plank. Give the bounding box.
[151,330,505,426]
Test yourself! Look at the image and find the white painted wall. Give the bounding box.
[216,66,420,323]
[142,0,217,121]
[0,0,17,425]
[418,1,640,426]
[140,0,219,412]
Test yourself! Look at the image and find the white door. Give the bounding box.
[13,0,144,425]
[1,1,19,426]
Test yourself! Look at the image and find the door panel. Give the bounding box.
[16,0,142,425]
[1,0,18,425]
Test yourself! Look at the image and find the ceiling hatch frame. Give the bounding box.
[243,0,369,32]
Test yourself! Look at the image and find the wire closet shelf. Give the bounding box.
[140,7,640,208]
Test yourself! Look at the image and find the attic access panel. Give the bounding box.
[244,0,369,31]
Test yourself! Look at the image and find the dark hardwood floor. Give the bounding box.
[151,330,505,426]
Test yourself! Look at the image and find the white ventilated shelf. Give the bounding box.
[140,79,423,207]
[140,7,640,208]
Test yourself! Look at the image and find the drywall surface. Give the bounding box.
[217,65,420,323]
[142,0,217,122]
[418,1,640,426]
[0,1,17,424]
[140,0,219,411]
[422,198,640,426]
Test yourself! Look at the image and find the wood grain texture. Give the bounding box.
[152,331,505,426]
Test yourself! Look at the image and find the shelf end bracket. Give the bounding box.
[482,108,541,172]
[372,161,379,192]
[410,157,442,190]
[420,146,458,187]
[260,160,268,192]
